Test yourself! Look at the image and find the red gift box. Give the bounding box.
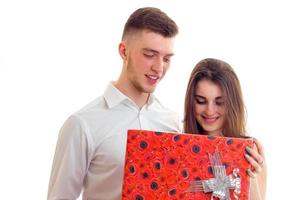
[122,130,253,200]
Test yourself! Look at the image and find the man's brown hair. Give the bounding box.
[122,7,178,39]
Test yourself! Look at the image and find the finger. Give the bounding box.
[247,168,257,178]
[245,146,264,165]
[244,153,262,173]
[259,159,265,167]
[253,138,265,157]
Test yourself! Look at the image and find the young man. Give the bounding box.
[48,7,180,200]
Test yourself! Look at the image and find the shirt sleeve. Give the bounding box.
[47,115,93,200]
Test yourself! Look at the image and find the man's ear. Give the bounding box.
[119,41,127,60]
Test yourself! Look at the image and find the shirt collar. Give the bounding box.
[146,93,156,105]
[103,82,127,109]
[103,82,157,109]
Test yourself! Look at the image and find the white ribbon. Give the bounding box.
[187,151,241,200]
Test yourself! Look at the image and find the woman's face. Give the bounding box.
[194,79,226,136]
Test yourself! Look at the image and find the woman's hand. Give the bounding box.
[244,138,265,178]
[245,138,267,199]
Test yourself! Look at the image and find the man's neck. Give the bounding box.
[113,81,150,109]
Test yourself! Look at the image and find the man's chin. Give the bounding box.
[143,87,156,94]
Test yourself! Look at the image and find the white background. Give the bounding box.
[1,0,299,199]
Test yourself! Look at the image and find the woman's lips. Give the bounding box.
[202,116,219,123]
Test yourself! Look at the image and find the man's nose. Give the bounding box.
[151,58,164,74]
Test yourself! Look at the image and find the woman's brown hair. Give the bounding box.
[184,58,246,138]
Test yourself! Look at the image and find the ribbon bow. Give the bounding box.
[187,151,241,200]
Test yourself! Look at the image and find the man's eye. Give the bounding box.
[163,57,170,63]
[144,53,154,58]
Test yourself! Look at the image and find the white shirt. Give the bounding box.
[48,83,181,200]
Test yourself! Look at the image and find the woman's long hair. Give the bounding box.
[184,58,246,138]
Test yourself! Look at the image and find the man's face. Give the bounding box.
[121,30,175,94]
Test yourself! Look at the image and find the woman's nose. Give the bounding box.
[205,103,217,115]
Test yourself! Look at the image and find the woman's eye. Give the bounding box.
[216,101,225,106]
[195,99,206,104]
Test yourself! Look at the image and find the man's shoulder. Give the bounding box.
[62,95,108,133]
[76,95,106,114]
[65,95,108,124]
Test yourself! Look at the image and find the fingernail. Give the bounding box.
[246,168,251,175]
[245,146,251,153]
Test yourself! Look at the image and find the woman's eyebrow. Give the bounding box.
[194,95,206,99]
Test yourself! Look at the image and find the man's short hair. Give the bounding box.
[122,7,178,39]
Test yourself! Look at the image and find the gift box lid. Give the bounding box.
[122,129,254,200]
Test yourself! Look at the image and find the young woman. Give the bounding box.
[184,58,267,199]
